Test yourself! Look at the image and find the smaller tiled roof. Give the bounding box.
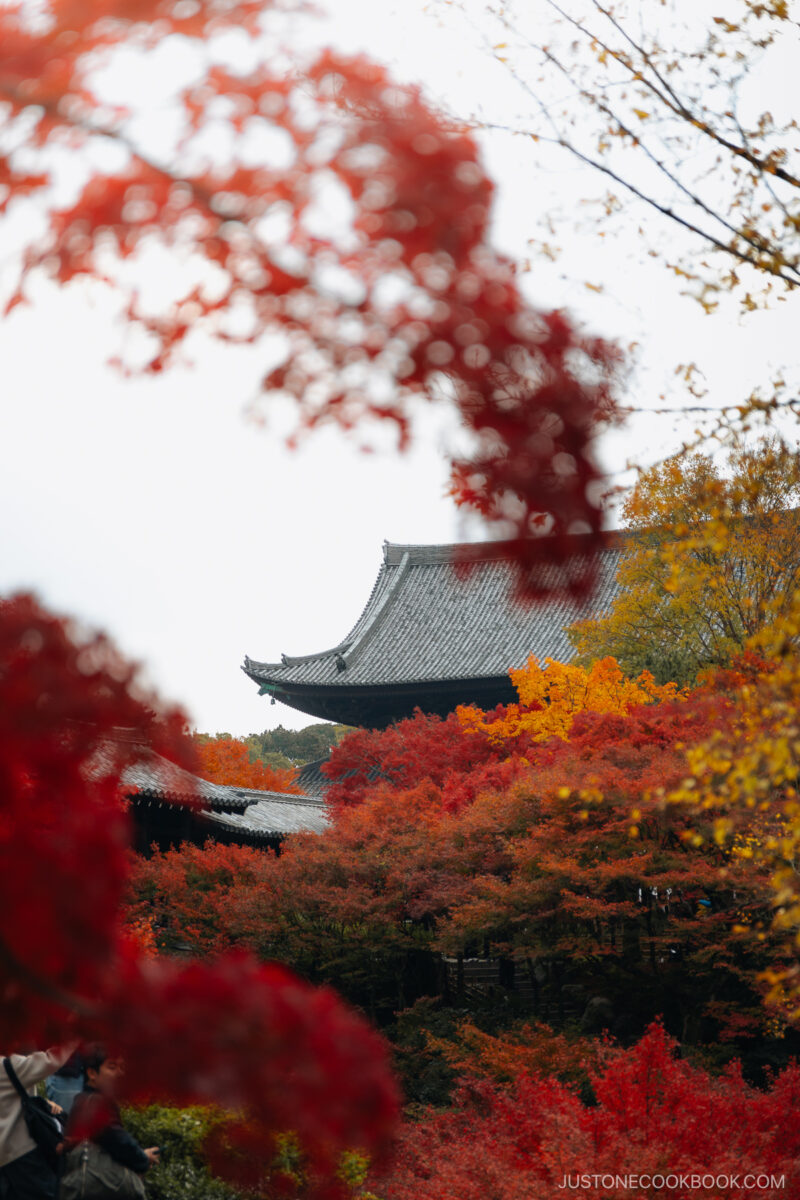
[120,747,252,813]
[203,792,330,841]
[296,757,333,799]
[89,729,251,813]
[90,733,325,839]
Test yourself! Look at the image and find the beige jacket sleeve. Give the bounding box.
[7,1046,75,1091]
[0,1044,75,1168]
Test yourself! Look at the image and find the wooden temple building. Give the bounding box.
[243,539,623,728]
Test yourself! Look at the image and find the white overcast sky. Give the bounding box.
[1,0,797,733]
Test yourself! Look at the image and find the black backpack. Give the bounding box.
[2,1056,64,1171]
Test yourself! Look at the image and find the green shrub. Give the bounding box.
[122,1106,378,1200]
[122,1105,241,1200]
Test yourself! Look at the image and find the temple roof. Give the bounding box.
[202,791,330,841]
[122,751,252,813]
[243,538,623,725]
[93,733,323,845]
[89,740,251,813]
[296,757,334,800]
[121,751,327,832]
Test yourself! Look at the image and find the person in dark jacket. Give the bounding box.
[67,1048,159,1176]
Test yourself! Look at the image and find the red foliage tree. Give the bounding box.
[322,707,529,813]
[129,838,272,958]
[129,783,482,1015]
[0,0,623,595]
[434,695,781,1043]
[377,1023,800,1200]
[0,595,397,1194]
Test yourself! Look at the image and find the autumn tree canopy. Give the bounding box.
[371,1023,800,1200]
[131,667,786,1052]
[670,633,800,1019]
[569,439,800,685]
[458,652,681,742]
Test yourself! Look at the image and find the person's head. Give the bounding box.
[83,1045,124,1097]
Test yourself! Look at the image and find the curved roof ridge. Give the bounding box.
[339,550,411,670]
[383,529,631,567]
[384,540,520,566]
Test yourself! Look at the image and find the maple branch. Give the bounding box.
[0,76,300,288]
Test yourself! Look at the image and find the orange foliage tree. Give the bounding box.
[425,1018,613,1090]
[194,734,299,792]
[458,654,681,744]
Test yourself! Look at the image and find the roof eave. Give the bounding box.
[127,789,250,813]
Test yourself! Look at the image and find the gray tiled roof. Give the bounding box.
[93,734,323,836]
[296,757,333,799]
[119,747,252,813]
[244,539,623,690]
[203,792,329,840]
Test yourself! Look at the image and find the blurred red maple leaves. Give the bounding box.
[0,595,397,1194]
[1,0,623,596]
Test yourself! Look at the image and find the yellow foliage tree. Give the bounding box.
[458,655,680,745]
[569,439,800,687]
[666,611,800,1019]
